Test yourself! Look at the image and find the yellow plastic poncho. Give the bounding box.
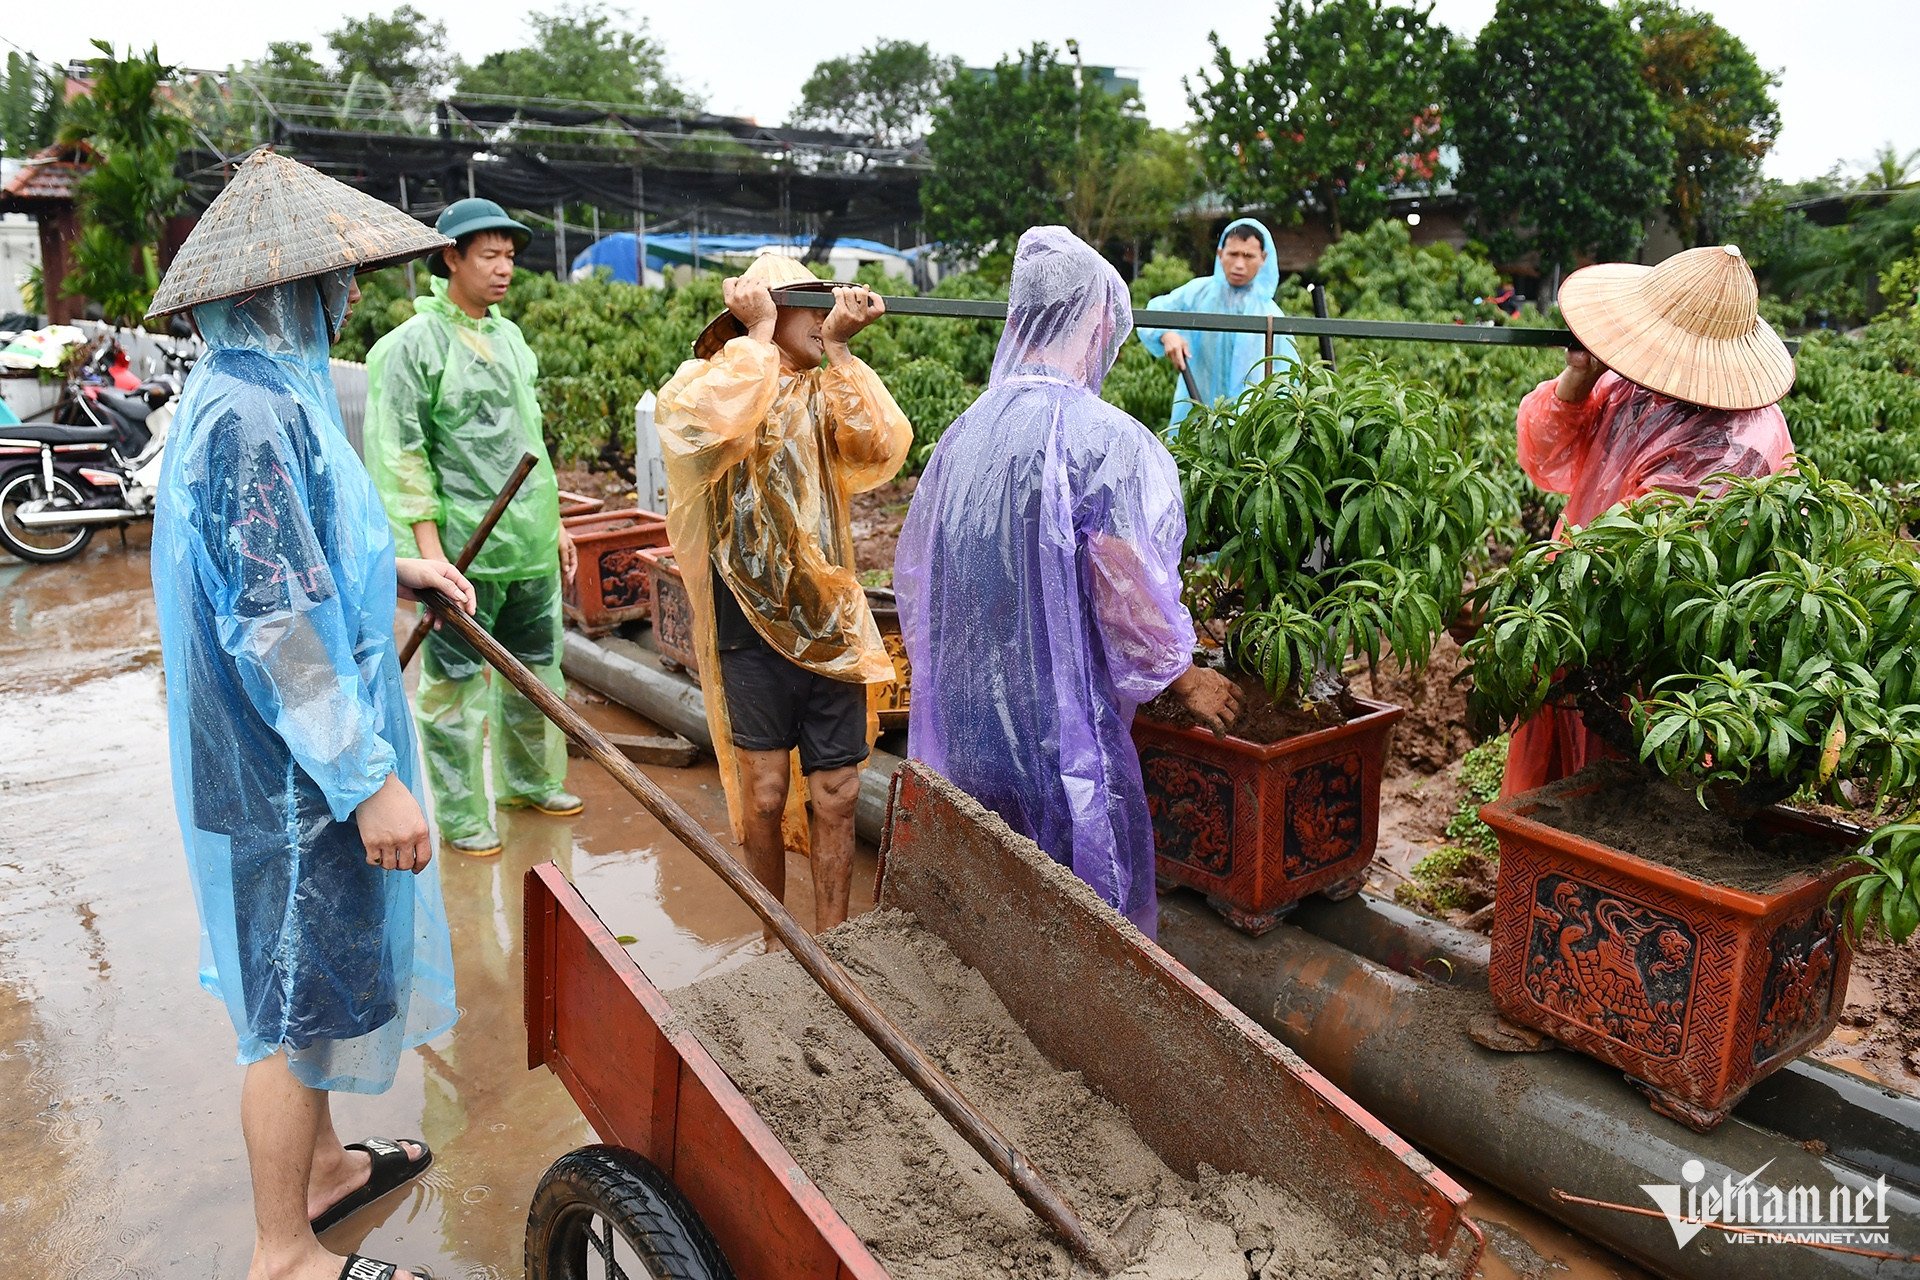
[655,335,911,842]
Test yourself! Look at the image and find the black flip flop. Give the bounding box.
[338,1255,434,1280]
[312,1137,434,1234]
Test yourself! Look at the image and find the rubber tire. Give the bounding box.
[0,468,93,563]
[525,1145,736,1280]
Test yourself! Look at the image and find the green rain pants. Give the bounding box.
[416,573,568,839]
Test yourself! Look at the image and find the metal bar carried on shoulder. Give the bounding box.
[770,287,1801,353]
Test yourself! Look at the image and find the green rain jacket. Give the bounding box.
[364,277,561,581]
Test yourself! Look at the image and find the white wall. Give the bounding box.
[0,217,40,318]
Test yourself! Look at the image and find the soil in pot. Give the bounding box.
[1518,762,1857,892]
[1140,673,1357,743]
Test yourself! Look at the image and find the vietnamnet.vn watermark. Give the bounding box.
[1640,1159,1891,1250]
[1555,1157,1910,1260]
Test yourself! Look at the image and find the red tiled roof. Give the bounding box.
[1,143,91,208]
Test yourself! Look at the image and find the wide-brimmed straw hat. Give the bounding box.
[147,148,451,318]
[692,253,836,360]
[1556,244,1794,412]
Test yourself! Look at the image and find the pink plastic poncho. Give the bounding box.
[896,227,1196,936]
[1501,370,1795,798]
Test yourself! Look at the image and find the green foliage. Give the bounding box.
[1444,734,1511,854]
[456,3,696,111]
[1626,2,1780,246]
[1782,313,1920,512]
[0,52,66,158]
[1170,359,1500,701]
[326,5,454,101]
[1447,0,1674,277]
[788,40,954,146]
[1129,252,1196,307]
[1400,843,1494,912]
[58,43,189,327]
[1189,0,1452,236]
[923,44,1156,259]
[1463,465,1920,939]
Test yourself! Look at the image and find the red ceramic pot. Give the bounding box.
[560,508,670,636]
[1134,697,1403,935]
[638,545,699,675]
[1481,779,1858,1131]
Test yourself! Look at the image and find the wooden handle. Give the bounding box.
[418,588,1102,1265]
[397,452,539,667]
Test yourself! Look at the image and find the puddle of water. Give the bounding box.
[1449,1162,1654,1280]
[0,541,855,1277]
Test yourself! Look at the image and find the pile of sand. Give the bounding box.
[672,909,1446,1280]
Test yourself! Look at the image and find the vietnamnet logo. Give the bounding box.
[1638,1158,1892,1250]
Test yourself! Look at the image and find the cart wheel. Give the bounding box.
[526,1145,736,1280]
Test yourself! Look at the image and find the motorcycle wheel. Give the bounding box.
[0,468,95,563]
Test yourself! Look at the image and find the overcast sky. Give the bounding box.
[9,1,1916,184]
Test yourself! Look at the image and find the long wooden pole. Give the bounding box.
[417,588,1102,1265]
[397,452,538,668]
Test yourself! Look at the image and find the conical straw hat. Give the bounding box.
[147,148,451,318]
[692,252,837,359]
[1556,244,1794,412]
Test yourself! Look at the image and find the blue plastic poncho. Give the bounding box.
[151,272,457,1093]
[896,227,1198,936]
[1136,217,1298,428]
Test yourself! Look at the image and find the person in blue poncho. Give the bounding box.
[1136,218,1299,429]
[147,150,473,1280]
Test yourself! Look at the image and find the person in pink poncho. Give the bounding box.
[1501,244,1797,798]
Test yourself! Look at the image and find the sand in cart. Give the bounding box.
[673,909,1444,1280]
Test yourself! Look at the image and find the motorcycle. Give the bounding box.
[0,326,197,564]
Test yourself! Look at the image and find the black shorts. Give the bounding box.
[719,643,870,774]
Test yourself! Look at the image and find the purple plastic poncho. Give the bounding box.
[896,227,1197,936]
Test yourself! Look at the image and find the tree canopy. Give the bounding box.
[1626,1,1780,246]
[1446,0,1674,283]
[456,4,697,110]
[0,52,66,158]
[1188,0,1452,237]
[58,42,190,326]
[922,44,1160,259]
[325,6,455,99]
[788,40,954,146]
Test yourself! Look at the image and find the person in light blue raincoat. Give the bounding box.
[147,149,474,1280]
[1136,217,1299,429]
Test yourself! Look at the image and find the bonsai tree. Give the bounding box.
[1464,464,1920,942]
[1165,358,1499,708]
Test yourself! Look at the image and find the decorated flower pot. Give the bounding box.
[1480,779,1859,1132]
[560,508,671,637]
[1134,698,1403,935]
[864,586,912,733]
[638,545,699,675]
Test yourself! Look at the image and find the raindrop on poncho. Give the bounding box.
[1136,217,1298,428]
[151,273,456,1093]
[1501,370,1795,798]
[897,227,1198,935]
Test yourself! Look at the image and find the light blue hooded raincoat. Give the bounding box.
[151,271,457,1093]
[1136,217,1298,428]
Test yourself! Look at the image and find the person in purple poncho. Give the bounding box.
[896,227,1241,936]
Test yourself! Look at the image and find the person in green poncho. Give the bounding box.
[364,198,580,857]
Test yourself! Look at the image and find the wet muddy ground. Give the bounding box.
[5,535,1640,1277]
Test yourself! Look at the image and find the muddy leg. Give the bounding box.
[737,748,793,946]
[807,765,860,933]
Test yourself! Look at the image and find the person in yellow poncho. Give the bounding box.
[656,254,909,939]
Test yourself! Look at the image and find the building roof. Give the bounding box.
[0,143,91,212]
